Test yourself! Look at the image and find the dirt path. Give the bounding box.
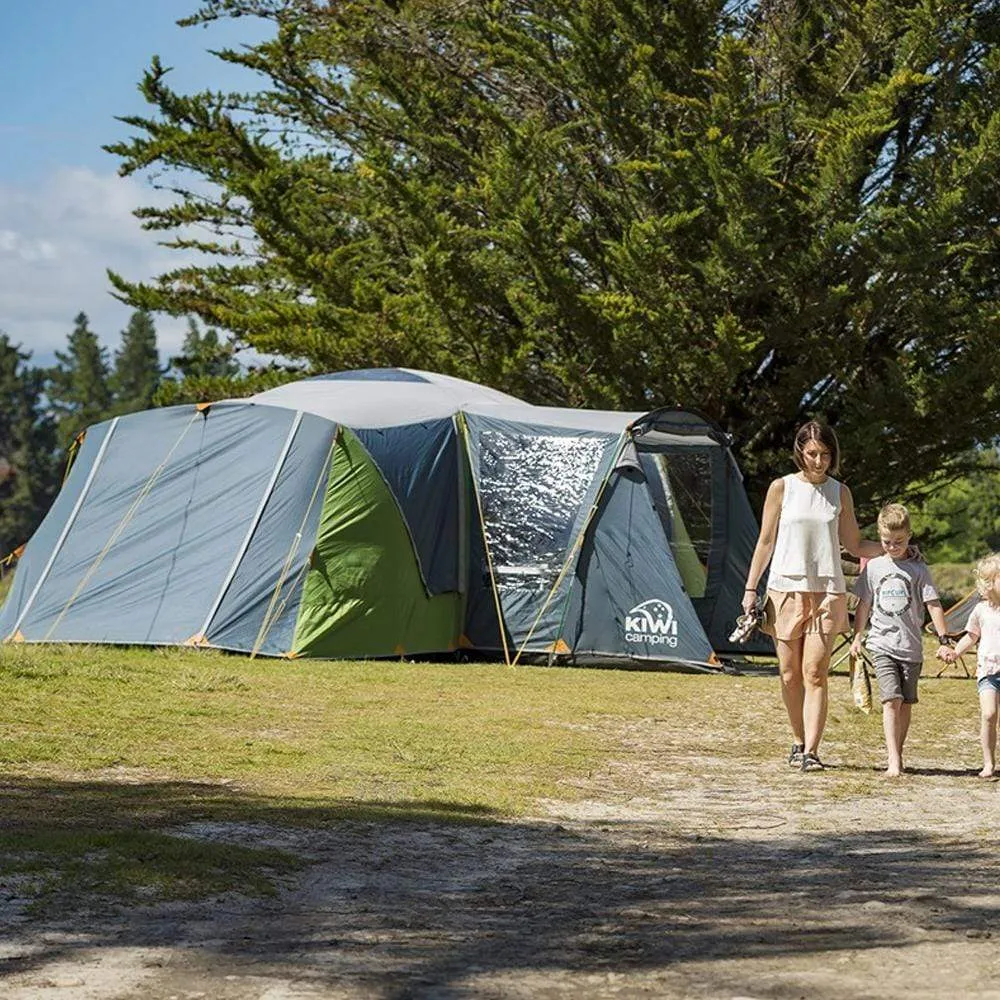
[4,686,1000,999]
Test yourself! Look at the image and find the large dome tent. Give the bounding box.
[0,368,769,667]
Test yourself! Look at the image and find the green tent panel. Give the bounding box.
[291,427,461,658]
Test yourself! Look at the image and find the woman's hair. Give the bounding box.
[792,421,840,474]
[877,503,911,534]
[975,553,1000,599]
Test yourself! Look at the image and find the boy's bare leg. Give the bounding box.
[979,688,999,777]
[882,698,904,777]
[899,701,912,769]
[801,632,834,755]
[776,637,805,749]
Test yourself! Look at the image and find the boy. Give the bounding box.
[849,503,950,776]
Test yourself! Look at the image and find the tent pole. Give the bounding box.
[252,427,340,659]
[41,411,202,642]
[456,412,511,667]
[195,411,304,643]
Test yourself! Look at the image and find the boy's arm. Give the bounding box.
[926,599,949,642]
[850,597,871,653]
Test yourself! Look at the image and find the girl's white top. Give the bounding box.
[965,601,1000,679]
[767,474,845,594]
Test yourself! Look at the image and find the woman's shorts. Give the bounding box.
[763,590,849,641]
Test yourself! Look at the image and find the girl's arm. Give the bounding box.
[838,485,883,560]
[951,630,979,660]
[742,478,784,613]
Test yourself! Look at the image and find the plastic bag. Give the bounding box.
[848,653,872,714]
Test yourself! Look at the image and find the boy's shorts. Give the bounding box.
[873,653,921,704]
[763,590,849,641]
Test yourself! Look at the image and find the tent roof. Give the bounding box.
[248,368,719,443]
[249,368,523,428]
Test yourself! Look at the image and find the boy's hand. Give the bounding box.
[849,636,863,658]
[936,645,955,663]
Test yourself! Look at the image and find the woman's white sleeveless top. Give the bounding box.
[768,474,846,594]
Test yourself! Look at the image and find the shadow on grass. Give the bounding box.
[2,777,1000,997]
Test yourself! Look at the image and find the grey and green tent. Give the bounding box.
[0,369,769,667]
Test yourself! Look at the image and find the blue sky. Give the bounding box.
[0,1,269,366]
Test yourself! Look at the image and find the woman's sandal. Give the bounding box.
[801,752,825,772]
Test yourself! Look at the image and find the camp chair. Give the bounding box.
[925,589,979,678]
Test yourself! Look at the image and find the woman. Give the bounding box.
[742,421,882,772]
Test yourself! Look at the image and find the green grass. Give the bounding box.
[0,639,984,916]
[0,645,675,810]
[0,644,715,913]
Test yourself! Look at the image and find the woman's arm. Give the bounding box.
[838,485,883,559]
[742,478,784,613]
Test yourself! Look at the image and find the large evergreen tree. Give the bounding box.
[107,0,1000,511]
[48,312,113,447]
[111,309,161,414]
[0,335,59,557]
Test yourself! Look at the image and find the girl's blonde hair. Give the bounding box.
[975,553,1000,599]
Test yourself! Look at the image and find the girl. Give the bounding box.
[939,553,1000,777]
[742,421,885,771]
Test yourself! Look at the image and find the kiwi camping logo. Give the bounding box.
[624,599,679,647]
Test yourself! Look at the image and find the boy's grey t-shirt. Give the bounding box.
[854,555,939,661]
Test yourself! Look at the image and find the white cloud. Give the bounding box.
[0,166,207,367]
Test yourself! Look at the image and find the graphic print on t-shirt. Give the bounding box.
[874,571,911,617]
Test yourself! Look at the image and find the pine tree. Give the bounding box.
[111,309,161,414]
[0,334,59,557]
[48,312,113,447]
[169,318,240,380]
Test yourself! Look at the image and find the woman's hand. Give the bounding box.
[742,589,758,615]
[849,636,863,659]
[936,645,955,663]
